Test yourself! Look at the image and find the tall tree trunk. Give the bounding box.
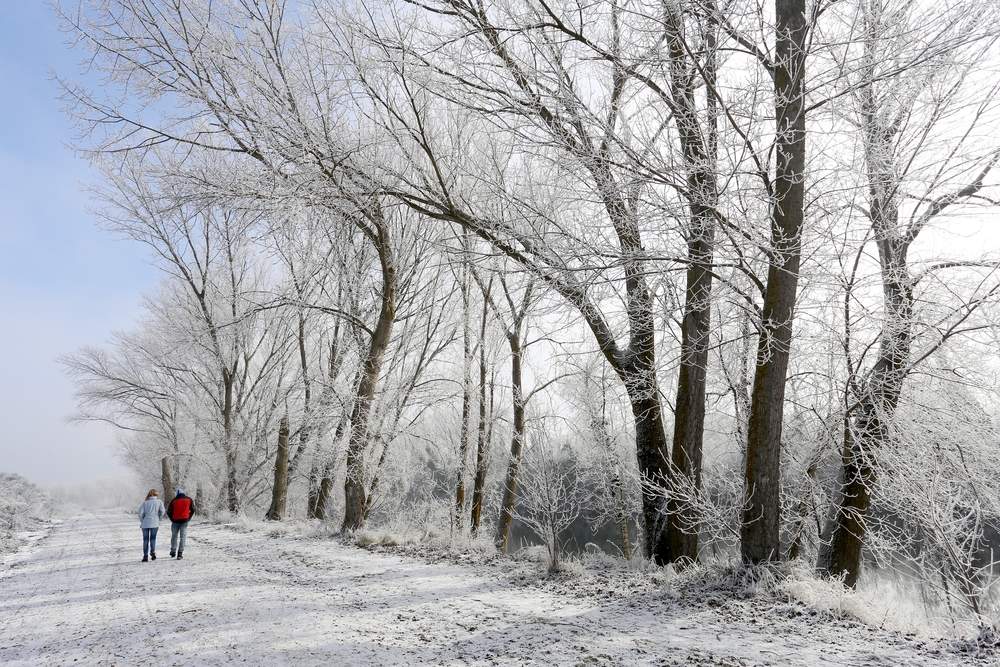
[266,415,292,521]
[160,456,174,502]
[223,368,240,514]
[342,216,397,532]
[195,484,204,514]
[289,311,313,477]
[496,330,525,554]
[307,334,345,517]
[667,179,716,564]
[225,447,240,514]
[315,471,335,521]
[455,272,473,538]
[818,52,912,584]
[624,359,672,565]
[471,296,490,536]
[662,0,719,567]
[307,464,321,517]
[816,147,996,592]
[742,0,808,564]
[817,292,909,585]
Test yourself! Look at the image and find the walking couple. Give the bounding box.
[137,488,197,562]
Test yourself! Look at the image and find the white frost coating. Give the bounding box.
[0,511,976,666]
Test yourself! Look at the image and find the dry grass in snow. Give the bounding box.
[0,510,996,666]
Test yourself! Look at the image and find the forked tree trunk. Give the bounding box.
[817,218,912,586]
[741,0,808,564]
[813,0,1000,586]
[266,415,291,521]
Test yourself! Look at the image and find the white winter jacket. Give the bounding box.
[138,498,166,529]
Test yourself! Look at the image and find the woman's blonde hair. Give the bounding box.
[146,489,159,500]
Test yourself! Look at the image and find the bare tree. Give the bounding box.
[817,0,1000,586]
[514,427,584,572]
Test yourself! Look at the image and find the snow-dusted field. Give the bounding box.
[0,511,991,666]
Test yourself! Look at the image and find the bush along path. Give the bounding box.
[0,510,991,666]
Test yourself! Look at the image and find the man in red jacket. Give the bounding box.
[167,489,197,559]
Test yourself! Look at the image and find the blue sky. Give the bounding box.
[0,3,157,486]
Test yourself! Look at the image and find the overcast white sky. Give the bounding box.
[0,4,157,486]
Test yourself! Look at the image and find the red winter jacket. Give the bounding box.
[167,495,196,523]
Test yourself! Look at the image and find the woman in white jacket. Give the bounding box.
[137,489,166,562]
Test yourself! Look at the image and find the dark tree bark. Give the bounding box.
[496,325,526,554]
[455,269,473,536]
[307,336,345,518]
[288,311,313,478]
[742,0,808,564]
[470,294,491,537]
[195,485,204,513]
[311,411,350,520]
[220,348,240,514]
[342,211,397,531]
[314,473,335,521]
[663,4,719,565]
[495,279,534,554]
[265,415,291,521]
[160,456,174,503]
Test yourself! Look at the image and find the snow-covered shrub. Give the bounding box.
[0,474,49,553]
[862,376,1000,630]
[514,428,585,572]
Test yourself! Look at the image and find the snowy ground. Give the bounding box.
[0,511,994,666]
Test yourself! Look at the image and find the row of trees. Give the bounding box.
[58,0,1000,617]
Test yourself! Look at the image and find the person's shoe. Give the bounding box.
[177,552,183,560]
[150,551,156,561]
[170,551,176,558]
[142,555,148,562]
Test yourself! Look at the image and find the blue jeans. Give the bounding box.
[170,521,189,554]
[142,527,158,556]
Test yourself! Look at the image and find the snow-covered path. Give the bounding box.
[0,511,985,666]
